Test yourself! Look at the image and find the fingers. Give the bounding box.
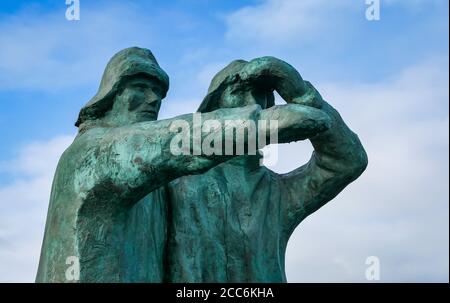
[240,58,323,110]
[291,81,324,109]
[240,57,308,101]
[260,104,331,144]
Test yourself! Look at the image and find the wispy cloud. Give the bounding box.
[0,0,447,283]
[279,58,449,282]
[224,0,355,45]
[1,58,447,282]
[224,0,445,47]
[0,135,74,282]
[0,3,157,91]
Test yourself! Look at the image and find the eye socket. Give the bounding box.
[127,79,164,97]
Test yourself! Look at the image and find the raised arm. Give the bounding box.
[74,103,331,208]
[279,81,368,236]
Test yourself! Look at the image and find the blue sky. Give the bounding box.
[0,0,448,282]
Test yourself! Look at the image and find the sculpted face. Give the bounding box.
[107,76,163,125]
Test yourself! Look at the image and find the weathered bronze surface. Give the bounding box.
[36,47,366,282]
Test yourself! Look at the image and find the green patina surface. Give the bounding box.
[36,47,366,283]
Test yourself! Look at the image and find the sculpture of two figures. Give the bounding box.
[36,47,367,283]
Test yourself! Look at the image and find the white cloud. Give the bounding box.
[0,0,447,282]
[223,0,447,54]
[384,0,444,8]
[1,59,447,282]
[0,4,157,91]
[224,0,354,45]
[275,58,449,282]
[0,135,74,282]
[1,136,75,177]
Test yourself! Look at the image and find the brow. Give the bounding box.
[129,80,151,87]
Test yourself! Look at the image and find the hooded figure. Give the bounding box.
[164,57,368,282]
[36,47,171,283]
[75,47,169,129]
[36,48,330,282]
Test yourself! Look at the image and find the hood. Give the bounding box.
[75,47,169,127]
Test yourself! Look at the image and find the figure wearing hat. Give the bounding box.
[164,57,368,282]
[36,48,330,282]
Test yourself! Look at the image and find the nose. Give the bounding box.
[145,89,160,104]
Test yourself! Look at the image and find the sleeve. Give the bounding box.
[279,83,368,237]
[75,103,329,208]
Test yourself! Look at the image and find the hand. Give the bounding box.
[290,81,324,109]
[239,57,323,109]
[238,57,308,105]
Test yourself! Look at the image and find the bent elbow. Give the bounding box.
[357,148,368,175]
[347,144,368,180]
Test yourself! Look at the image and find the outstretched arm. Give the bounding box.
[74,103,331,208]
[279,81,368,236]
